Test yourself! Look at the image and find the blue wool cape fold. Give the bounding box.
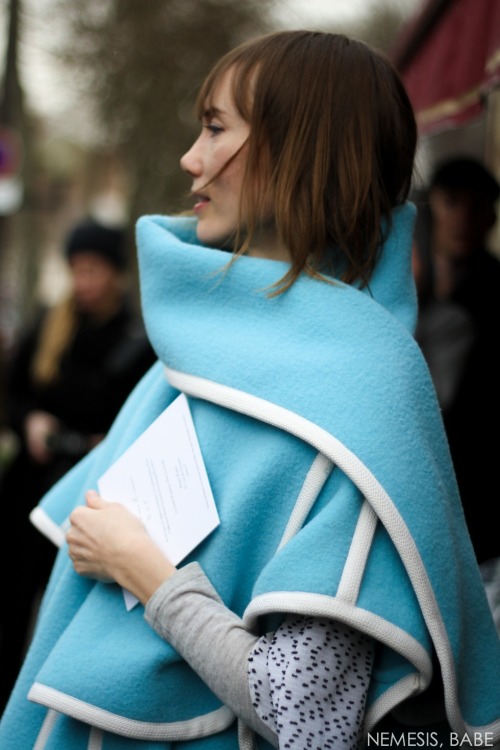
[1,203,499,749]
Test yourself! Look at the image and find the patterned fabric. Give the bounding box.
[249,616,373,749]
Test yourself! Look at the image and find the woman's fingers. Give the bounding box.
[85,489,106,508]
[66,490,149,584]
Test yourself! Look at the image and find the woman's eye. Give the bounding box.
[204,123,223,136]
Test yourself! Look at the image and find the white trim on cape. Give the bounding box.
[164,365,491,742]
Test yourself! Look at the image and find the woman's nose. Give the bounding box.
[180,138,202,177]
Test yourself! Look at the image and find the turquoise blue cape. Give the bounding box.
[1,204,499,749]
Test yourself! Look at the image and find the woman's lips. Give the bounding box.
[193,194,210,213]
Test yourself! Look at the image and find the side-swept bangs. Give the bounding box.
[196,41,260,124]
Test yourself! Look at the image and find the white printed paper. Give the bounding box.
[97,393,219,609]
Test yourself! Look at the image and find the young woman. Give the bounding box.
[1,31,499,750]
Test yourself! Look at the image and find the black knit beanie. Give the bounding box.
[64,218,127,270]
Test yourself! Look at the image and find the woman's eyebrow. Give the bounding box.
[202,105,225,120]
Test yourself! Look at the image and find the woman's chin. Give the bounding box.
[195,229,236,252]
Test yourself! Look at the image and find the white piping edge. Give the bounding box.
[33,708,59,750]
[164,366,473,736]
[243,591,432,679]
[238,719,258,750]
[277,452,334,551]
[30,506,66,549]
[337,499,378,604]
[28,684,235,741]
[88,727,103,750]
[364,674,422,733]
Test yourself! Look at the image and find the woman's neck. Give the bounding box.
[245,226,291,262]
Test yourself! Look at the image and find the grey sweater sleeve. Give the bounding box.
[144,562,278,746]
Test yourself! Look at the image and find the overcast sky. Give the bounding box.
[272,0,422,27]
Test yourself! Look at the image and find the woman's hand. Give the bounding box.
[67,490,176,604]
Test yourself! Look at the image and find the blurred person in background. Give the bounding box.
[413,157,500,628]
[0,217,156,712]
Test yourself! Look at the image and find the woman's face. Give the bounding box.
[70,252,122,316]
[180,70,250,250]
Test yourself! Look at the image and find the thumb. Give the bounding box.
[85,489,107,509]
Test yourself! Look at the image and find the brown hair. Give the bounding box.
[196,30,417,293]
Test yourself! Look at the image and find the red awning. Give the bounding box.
[390,0,500,136]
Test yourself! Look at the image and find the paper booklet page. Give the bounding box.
[97,393,220,609]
